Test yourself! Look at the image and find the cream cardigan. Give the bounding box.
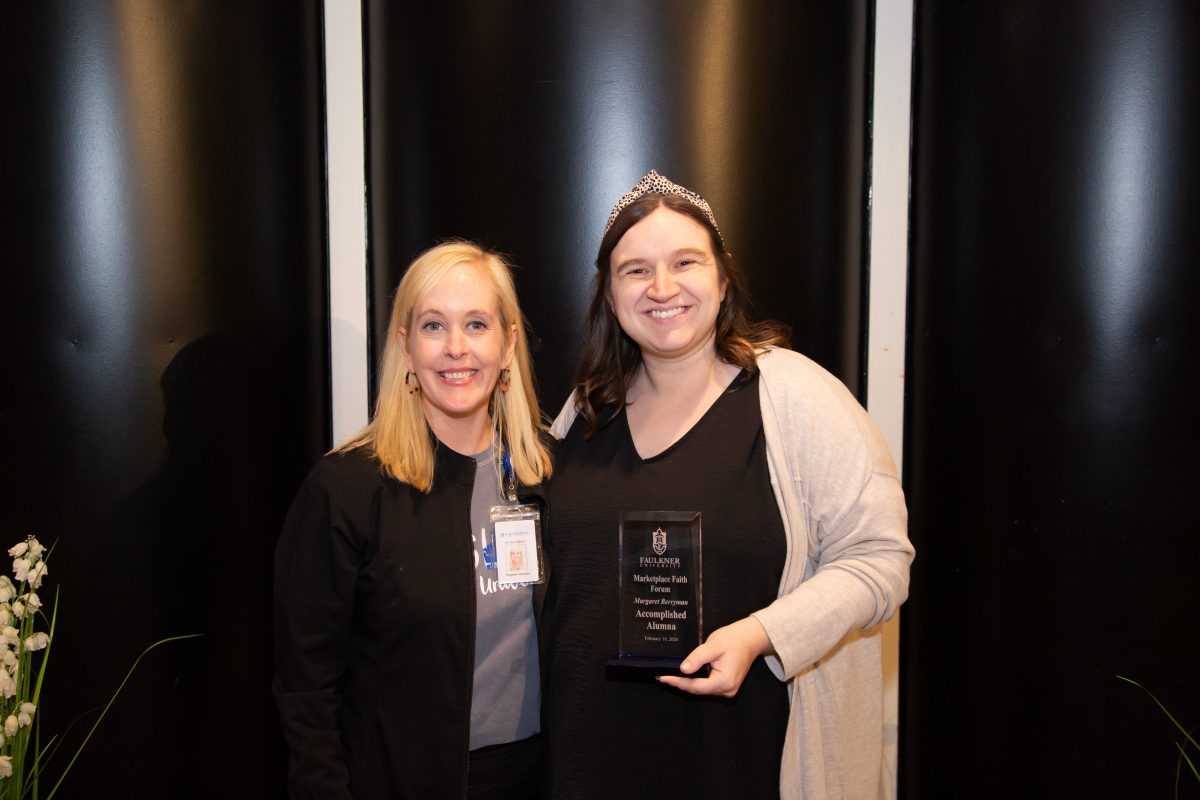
[551,348,913,799]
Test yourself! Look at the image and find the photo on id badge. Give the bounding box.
[504,543,528,577]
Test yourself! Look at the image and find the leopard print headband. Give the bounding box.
[603,169,723,243]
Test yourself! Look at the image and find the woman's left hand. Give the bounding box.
[657,616,774,698]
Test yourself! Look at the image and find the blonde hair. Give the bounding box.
[337,240,552,491]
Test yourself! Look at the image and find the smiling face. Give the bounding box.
[608,205,728,364]
[399,261,515,448]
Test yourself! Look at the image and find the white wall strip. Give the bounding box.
[867,1,914,797]
[323,0,370,446]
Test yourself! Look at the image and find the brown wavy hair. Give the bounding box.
[572,194,790,436]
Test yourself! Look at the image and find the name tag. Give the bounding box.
[488,504,544,585]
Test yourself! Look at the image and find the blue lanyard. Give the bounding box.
[501,450,517,502]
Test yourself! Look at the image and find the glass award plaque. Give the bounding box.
[607,511,703,671]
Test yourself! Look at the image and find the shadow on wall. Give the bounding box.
[46,335,293,799]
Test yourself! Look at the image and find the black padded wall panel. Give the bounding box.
[366,0,870,405]
[3,4,326,796]
[903,2,1200,796]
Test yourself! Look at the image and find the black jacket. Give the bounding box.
[273,444,547,799]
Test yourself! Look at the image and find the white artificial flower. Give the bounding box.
[12,559,29,582]
[19,702,34,716]
[0,674,12,699]
[7,542,28,558]
[0,607,10,627]
[1,650,14,667]
[0,588,9,604]
[3,716,16,737]
[27,561,47,589]
[27,539,45,558]
[26,593,41,611]
[10,602,22,619]
[16,712,30,728]
[24,633,49,652]
[0,754,11,778]
[0,627,17,646]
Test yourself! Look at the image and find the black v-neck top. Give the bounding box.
[543,372,789,799]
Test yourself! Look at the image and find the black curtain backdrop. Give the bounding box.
[365,0,871,407]
[903,1,1200,797]
[2,4,326,797]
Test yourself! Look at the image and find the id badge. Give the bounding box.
[487,504,544,585]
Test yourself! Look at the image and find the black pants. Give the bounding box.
[467,733,541,800]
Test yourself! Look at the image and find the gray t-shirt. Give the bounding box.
[469,447,541,750]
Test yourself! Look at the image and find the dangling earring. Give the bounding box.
[498,368,511,393]
[405,371,420,394]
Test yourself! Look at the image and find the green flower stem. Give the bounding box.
[1116,675,1200,754]
[42,633,202,800]
[22,587,57,800]
[5,547,55,800]
[1117,674,1200,792]
[1177,741,1200,784]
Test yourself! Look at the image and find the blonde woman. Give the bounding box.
[274,241,552,799]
